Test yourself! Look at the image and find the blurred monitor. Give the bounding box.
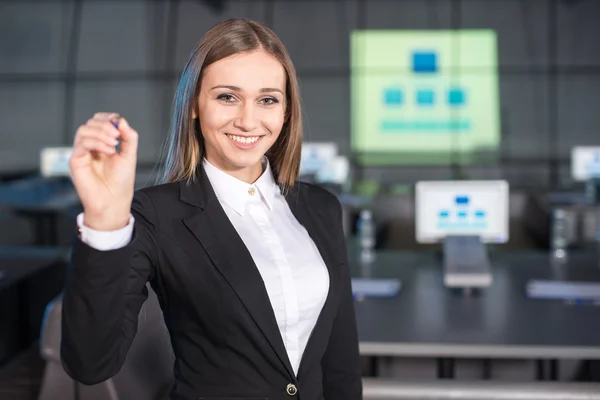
[415,180,509,244]
[315,156,350,185]
[40,147,72,178]
[571,146,600,182]
[300,142,338,176]
[351,30,500,165]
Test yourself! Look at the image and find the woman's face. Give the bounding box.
[196,49,286,180]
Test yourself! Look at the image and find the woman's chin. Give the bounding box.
[222,151,266,170]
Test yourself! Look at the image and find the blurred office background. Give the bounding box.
[1,0,600,245]
[1,0,600,399]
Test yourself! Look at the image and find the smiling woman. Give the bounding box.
[196,50,287,183]
[160,19,303,188]
[62,18,362,400]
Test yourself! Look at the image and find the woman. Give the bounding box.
[61,18,361,400]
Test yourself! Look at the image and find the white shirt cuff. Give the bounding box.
[76,212,135,251]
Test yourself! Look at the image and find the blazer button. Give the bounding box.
[286,383,298,396]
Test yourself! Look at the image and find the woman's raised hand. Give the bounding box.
[69,112,139,230]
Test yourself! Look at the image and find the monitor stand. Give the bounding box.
[443,235,492,290]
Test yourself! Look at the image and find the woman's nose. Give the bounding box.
[234,103,260,132]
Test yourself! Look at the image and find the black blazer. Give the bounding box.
[60,168,362,400]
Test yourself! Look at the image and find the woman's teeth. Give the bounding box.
[227,134,260,144]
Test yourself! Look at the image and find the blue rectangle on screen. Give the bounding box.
[448,88,466,106]
[384,89,403,106]
[457,211,468,218]
[455,196,470,205]
[380,119,471,132]
[416,90,435,105]
[438,221,487,229]
[474,210,486,218]
[439,210,450,218]
[412,51,437,73]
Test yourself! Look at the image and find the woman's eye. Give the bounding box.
[261,97,279,105]
[217,94,236,103]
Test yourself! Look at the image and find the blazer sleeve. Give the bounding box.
[61,190,159,385]
[321,197,363,399]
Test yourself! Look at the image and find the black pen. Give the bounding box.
[111,120,121,153]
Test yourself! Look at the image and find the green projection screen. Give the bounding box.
[351,30,500,165]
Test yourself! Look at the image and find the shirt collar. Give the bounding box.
[202,157,278,216]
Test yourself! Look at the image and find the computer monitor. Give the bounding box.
[571,146,600,182]
[350,30,500,166]
[415,180,509,244]
[40,147,72,178]
[299,142,338,176]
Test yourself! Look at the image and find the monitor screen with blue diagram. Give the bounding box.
[571,146,600,182]
[415,180,509,243]
[351,30,500,165]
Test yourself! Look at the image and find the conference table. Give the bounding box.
[349,246,600,380]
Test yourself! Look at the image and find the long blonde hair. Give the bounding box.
[157,19,302,189]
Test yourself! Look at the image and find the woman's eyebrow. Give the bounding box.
[210,85,283,94]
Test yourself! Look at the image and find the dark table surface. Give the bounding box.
[0,171,157,214]
[0,247,68,292]
[350,247,600,359]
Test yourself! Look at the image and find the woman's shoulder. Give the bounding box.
[134,181,182,204]
[131,181,197,219]
[294,181,342,213]
[130,181,201,228]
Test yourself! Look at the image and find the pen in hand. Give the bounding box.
[111,119,121,153]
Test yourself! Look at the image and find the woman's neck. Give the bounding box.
[205,156,265,184]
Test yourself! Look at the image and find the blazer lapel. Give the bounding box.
[180,169,295,379]
[285,184,342,377]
